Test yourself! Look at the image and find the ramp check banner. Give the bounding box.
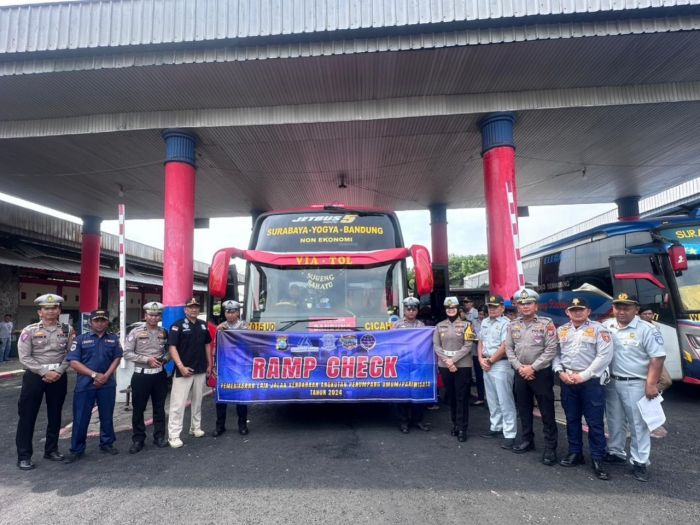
[216,328,436,403]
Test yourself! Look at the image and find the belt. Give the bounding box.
[611,374,643,381]
[46,363,61,371]
[134,366,163,375]
[564,368,586,374]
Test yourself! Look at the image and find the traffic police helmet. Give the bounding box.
[143,301,163,315]
[222,300,242,311]
[34,294,64,307]
[402,296,420,308]
[443,296,460,309]
[185,297,201,307]
[515,288,539,304]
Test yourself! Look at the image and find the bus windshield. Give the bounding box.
[658,224,700,312]
[246,262,403,330]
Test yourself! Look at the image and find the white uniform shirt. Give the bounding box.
[602,316,665,379]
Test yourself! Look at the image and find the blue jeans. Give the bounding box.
[560,378,606,460]
[70,386,117,454]
[0,337,11,361]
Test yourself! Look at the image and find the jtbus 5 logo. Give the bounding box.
[291,214,357,224]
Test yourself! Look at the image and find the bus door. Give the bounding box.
[609,254,682,379]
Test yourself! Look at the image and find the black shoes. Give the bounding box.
[632,461,649,482]
[512,441,535,454]
[480,430,501,438]
[212,428,226,437]
[603,452,626,464]
[64,453,83,464]
[238,425,249,436]
[501,438,515,450]
[542,449,558,466]
[457,431,468,442]
[559,453,585,467]
[153,438,169,448]
[129,442,144,454]
[415,422,431,432]
[450,426,459,437]
[43,451,65,462]
[17,459,35,471]
[100,445,119,455]
[399,423,410,434]
[592,460,610,480]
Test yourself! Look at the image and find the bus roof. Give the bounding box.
[525,214,700,258]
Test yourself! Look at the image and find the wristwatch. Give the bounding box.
[90,372,97,379]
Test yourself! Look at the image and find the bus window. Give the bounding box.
[675,256,700,311]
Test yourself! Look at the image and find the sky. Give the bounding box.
[0,191,615,264]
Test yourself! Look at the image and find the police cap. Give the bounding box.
[143,301,163,315]
[486,294,505,306]
[34,294,64,307]
[402,296,420,308]
[443,296,460,309]
[515,288,539,304]
[185,297,201,307]
[90,309,109,321]
[612,292,639,305]
[566,297,589,310]
[222,300,242,311]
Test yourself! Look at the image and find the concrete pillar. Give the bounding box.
[616,195,641,221]
[251,209,265,230]
[79,216,102,320]
[480,112,524,301]
[429,203,449,266]
[161,129,197,332]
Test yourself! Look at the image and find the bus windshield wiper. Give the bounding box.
[278,318,335,331]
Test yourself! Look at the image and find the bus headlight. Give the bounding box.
[686,334,700,359]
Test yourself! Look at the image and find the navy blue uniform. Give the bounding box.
[66,331,123,454]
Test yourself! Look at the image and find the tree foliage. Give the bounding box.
[448,254,488,286]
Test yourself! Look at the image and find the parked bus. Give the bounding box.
[464,214,699,384]
[208,204,433,333]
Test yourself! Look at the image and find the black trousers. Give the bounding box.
[514,367,558,449]
[130,370,168,444]
[215,402,248,431]
[439,367,471,431]
[16,371,67,461]
[397,403,425,425]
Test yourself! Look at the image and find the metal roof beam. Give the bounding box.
[1,81,699,139]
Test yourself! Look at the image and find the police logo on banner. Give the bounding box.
[340,335,358,350]
[276,336,288,351]
[359,333,377,351]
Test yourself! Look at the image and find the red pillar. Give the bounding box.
[429,203,449,266]
[79,215,102,314]
[480,113,524,300]
[162,129,197,330]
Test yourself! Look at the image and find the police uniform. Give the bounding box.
[15,294,73,469]
[434,297,476,439]
[214,300,249,436]
[123,302,169,451]
[167,298,212,446]
[603,294,665,473]
[392,297,429,433]
[479,294,517,442]
[553,298,613,477]
[66,310,123,458]
[504,289,558,459]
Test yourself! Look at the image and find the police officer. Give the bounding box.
[602,293,665,482]
[505,289,558,465]
[64,309,123,463]
[15,294,74,470]
[434,296,476,442]
[553,297,613,480]
[123,302,169,453]
[212,300,249,437]
[168,297,212,448]
[477,294,517,449]
[392,296,431,433]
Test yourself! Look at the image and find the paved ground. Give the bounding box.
[1,362,698,524]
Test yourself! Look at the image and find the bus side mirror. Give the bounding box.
[669,245,688,273]
[209,247,244,298]
[410,245,434,296]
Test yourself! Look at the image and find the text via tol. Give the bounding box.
[295,256,353,265]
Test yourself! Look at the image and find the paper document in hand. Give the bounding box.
[637,394,666,431]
